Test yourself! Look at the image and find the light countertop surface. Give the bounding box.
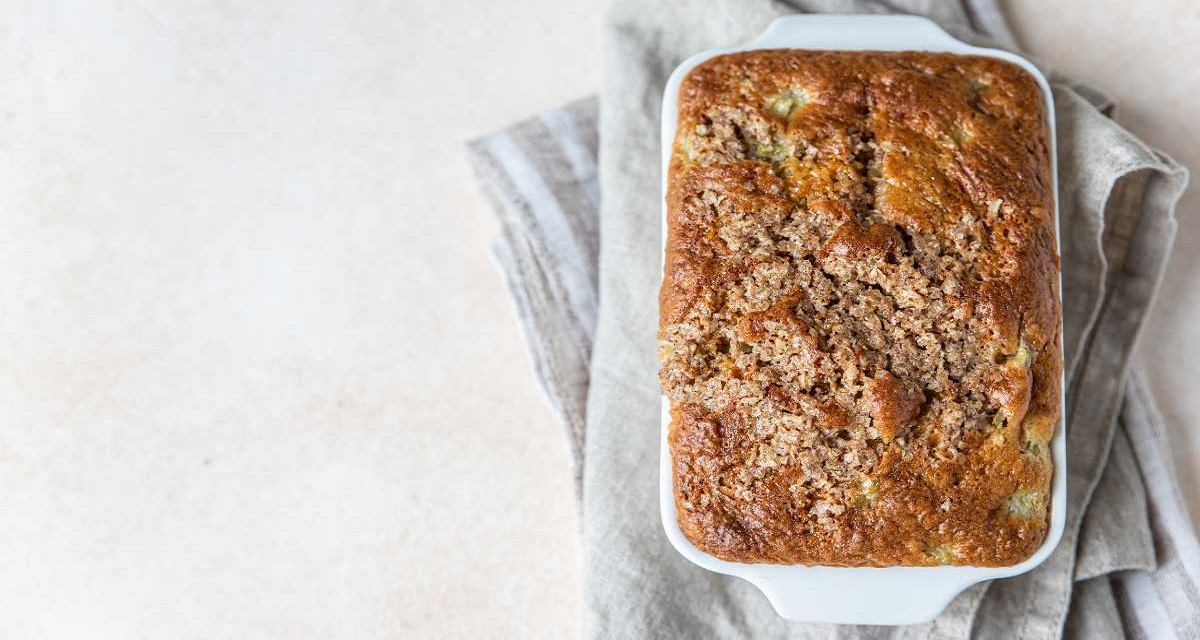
[0,2,1195,638]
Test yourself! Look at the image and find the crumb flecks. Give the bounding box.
[661,51,1061,567]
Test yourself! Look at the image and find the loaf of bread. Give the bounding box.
[659,51,1060,566]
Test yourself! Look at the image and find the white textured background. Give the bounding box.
[0,2,1194,639]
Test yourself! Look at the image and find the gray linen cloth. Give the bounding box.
[467,1,1198,637]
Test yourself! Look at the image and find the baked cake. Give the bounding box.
[659,51,1060,566]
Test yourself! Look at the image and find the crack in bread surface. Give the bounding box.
[660,51,1061,566]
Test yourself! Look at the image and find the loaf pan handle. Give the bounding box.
[749,15,968,52]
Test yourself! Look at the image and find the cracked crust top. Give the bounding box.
[659,50,1061,567]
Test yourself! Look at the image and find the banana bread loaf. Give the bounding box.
[659,50,1060,567]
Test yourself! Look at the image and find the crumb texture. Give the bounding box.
[660,51,1061,567]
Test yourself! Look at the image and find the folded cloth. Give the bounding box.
[467,1,1197,637]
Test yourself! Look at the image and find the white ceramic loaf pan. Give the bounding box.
[659,15,1066,625]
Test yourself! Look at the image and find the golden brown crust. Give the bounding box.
[659,51,1060,567]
